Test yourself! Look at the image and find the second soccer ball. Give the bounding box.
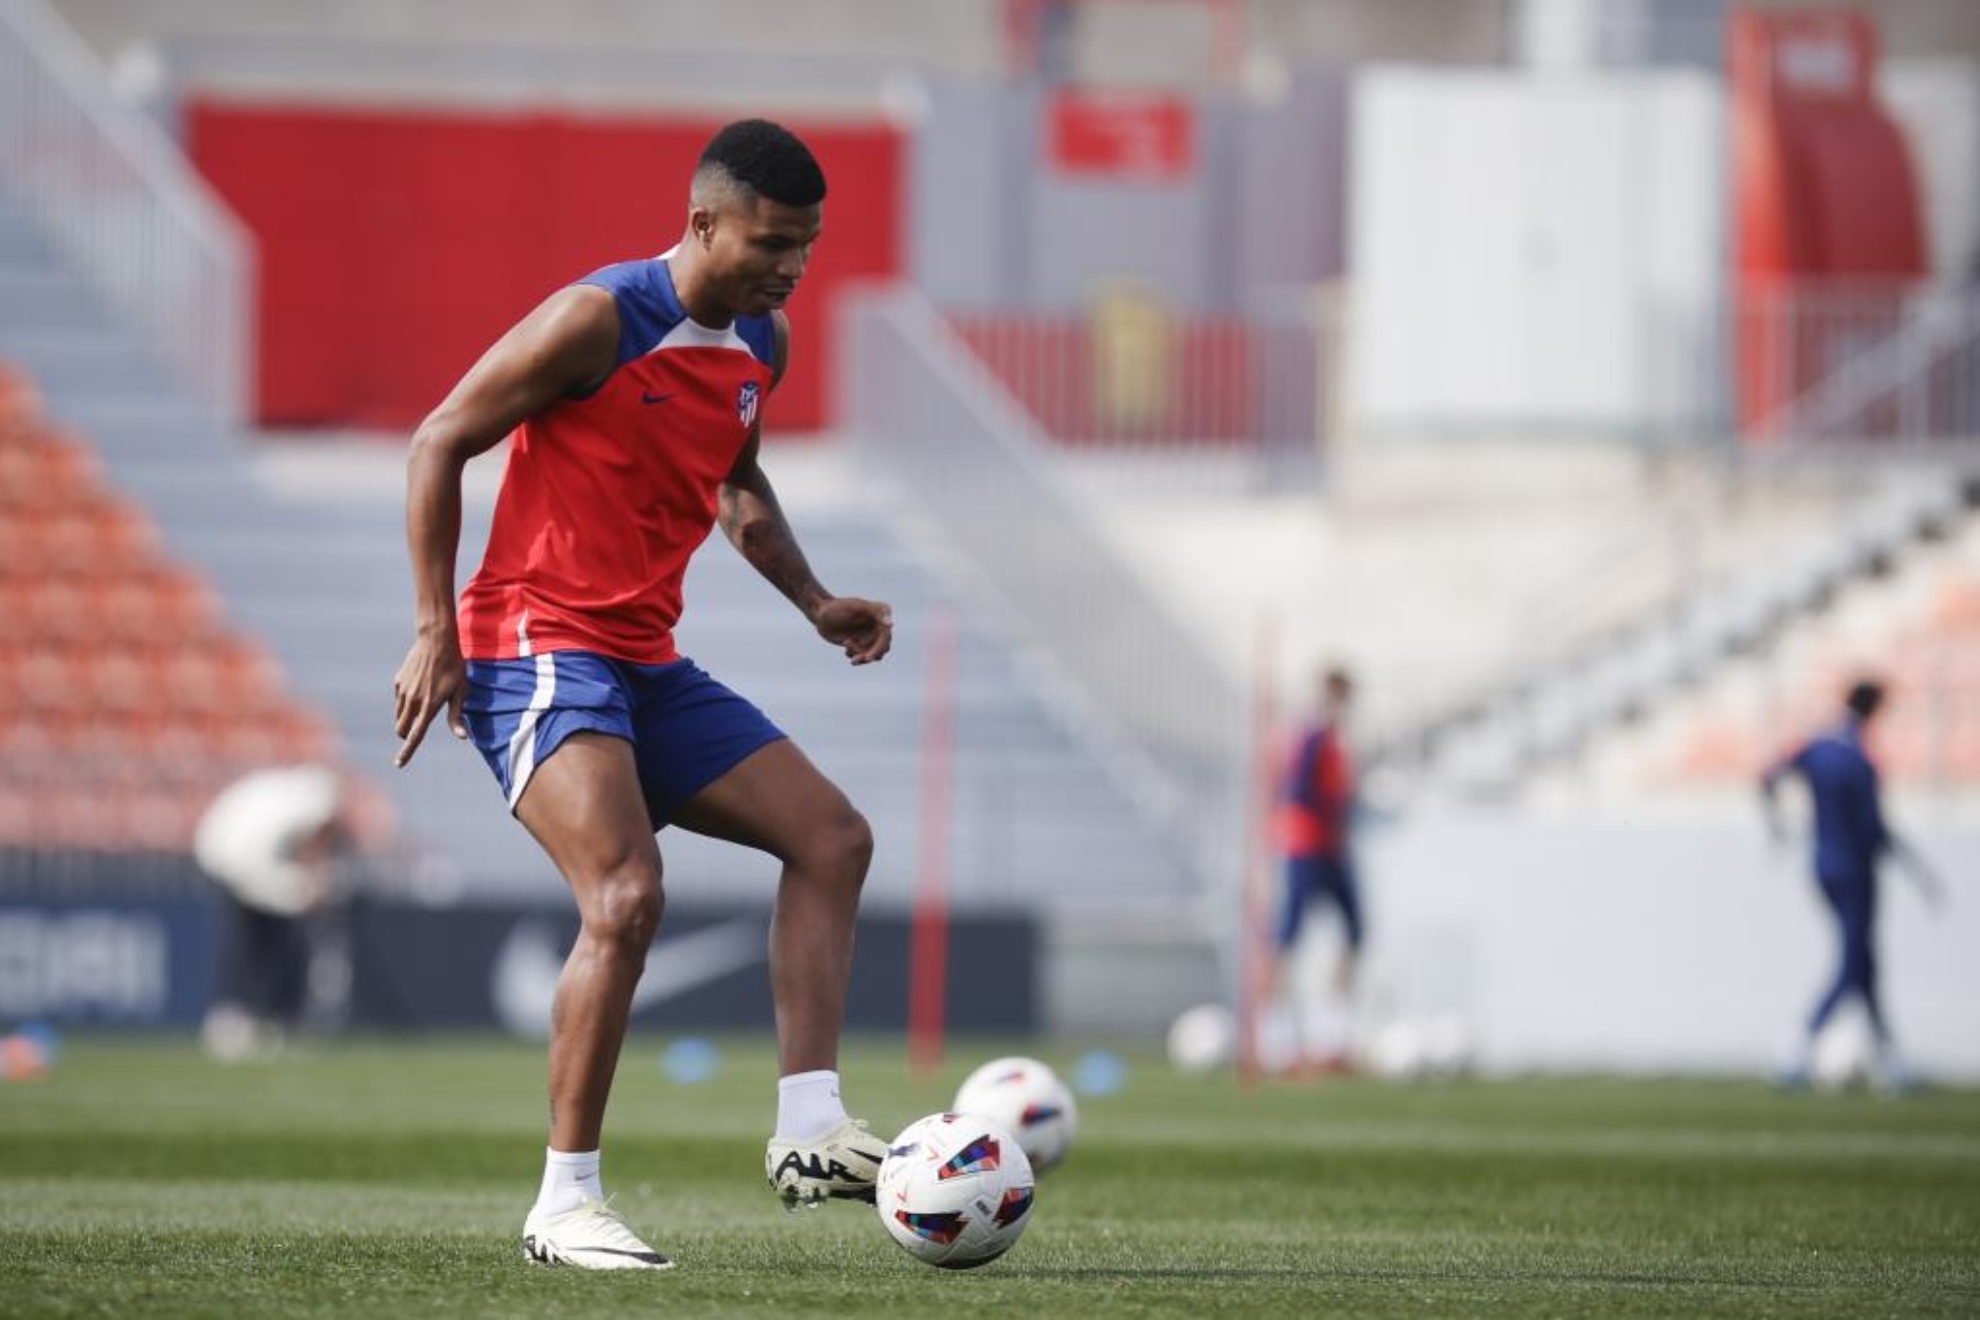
[953,1055,1079,1173]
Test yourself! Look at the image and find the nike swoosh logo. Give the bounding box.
[575,1246,672,1264]
[492,916,765,1037]
[641,391,676,404]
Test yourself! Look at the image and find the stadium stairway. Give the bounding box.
[1415,465,1980,798]
[1539,507,1980,800]
[0,186,1192,913]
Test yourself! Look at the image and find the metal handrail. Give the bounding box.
[842,284,1250,888]
[1745,281,1980,449]
[0,0,251,423]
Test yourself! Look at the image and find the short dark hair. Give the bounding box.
[1845,678,1885,720]
[696,119,826,207]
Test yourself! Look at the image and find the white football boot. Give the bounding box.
[764,1117,888,1210]
[521,1197,674,1270]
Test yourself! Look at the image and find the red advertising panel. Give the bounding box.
[190,103,902,433]
[1046,89,1196,182]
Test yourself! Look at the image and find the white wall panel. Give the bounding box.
[1350,69,1723,433]
[1358,801,1980,1077]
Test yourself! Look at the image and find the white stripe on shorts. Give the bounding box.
[504,652,559,810]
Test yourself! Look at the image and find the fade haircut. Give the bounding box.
[694,119,826,209]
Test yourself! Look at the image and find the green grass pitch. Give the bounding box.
[3,1036,1977,1317]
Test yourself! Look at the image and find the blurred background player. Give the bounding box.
[1264,665,1363,1073]
[1762,678,1950,1091]
[391,119,893,1271]
[193,763,351,1062]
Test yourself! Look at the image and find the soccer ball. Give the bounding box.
[1166,1003,1235,1074]
[1366,1019,1427,1081]
[953,1055,1078,1172]
[876,1112,1036,1269]
[1810,1015,1876,1091]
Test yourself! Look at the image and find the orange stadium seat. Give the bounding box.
[147,643,284,717]
[40,784,104,851]
[123,710,220,782]
[9,504,158,578]
[1932,577,1980,629]
[15,578,95,642]
[0,642,23,709]
[0,431,104,512]
[146,569,226,636]
[13,639,83,711]
[0,787,30,848]
[96,785,204,852]
[83,647,154,714]
[215,639,287,708]
[0,709,60,765]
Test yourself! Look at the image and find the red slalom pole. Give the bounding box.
[1235,611,1278,1090]
[909,604,959,1080]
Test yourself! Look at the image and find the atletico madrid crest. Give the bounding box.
[737,380,760,428]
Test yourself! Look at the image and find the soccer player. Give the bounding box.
[1761,677,1946,1090]
[1266,666,1363,1070]
[392,120,892,1270]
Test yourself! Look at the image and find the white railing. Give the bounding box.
[842,284,1250,887]
[0,0,251,423]
[1742,283,1980,449]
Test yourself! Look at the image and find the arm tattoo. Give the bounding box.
[720,465,828,619]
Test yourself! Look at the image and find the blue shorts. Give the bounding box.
[462,651,786,829]
[1276,853,1363,952]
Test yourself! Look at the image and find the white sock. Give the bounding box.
[533,1147,603,1218]
[775,1069,848,1141]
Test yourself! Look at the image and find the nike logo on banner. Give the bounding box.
[641,391,676,405]
[492,916,765,1037]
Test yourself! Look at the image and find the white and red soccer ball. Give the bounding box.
[876,1112,1036,1269]
[952,1055,1079,1173]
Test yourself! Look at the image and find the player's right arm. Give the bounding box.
[1758,744,1804,848]
[392,285,620,767]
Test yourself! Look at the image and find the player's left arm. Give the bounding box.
[718,311,893,666]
